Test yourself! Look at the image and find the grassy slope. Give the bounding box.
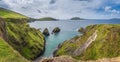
[0,38,29,62]
[55,24,120,60]
[0,8,28,19]
[0,8,45,60]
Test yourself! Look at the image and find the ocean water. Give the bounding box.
[29,19,120,59]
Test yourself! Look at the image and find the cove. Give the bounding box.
[28,19,120,61]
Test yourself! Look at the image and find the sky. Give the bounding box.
[0,0,120,19]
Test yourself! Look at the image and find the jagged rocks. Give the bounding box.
[40,56,77,62]
[52,27,61,34]
[43,28,50,36]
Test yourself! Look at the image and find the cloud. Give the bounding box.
[105,6,120,14]
[0,0,120,19]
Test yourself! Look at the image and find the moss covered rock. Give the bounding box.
[52,27,61,34]
[43,28,50,36]
[54,24,120,60]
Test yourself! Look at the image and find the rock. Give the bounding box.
[43,28,50,36]
[78,27,85,33]
[40,56,77,62]
[52,27,60,34]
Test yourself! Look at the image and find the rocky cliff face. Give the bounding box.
[54,24,120,60]
[0,18,6,40]
[39,56,120,62]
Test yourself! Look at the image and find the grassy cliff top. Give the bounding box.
[55,24,120,60]
[0,38,29,62]
[0,8,28,19]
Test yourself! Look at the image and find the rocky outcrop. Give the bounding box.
[40,56,77,62]
[52,27,60,34]
[43,28,50,36]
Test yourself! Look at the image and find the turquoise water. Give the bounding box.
[29,19,120,59]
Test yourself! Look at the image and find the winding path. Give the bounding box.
[74,30,98,56]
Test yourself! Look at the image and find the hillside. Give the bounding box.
[0,8,28,18]
[0,7,45,61]
[54,24,120,60]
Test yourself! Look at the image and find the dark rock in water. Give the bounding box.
[52,27,60,34]
[78,27,85,33]
[43,28,50,36]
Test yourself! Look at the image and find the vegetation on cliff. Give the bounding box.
[55,24,120,60]
[0,7,45,61]
[0,38,29,62]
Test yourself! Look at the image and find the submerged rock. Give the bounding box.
[43,28,50,36]
[52,27,60,34]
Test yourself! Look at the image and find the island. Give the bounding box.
[70,17,84,20]
[39,17,57,21]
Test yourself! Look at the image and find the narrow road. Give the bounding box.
[74,30,97,56]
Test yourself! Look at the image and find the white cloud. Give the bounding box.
[105,6,120,14]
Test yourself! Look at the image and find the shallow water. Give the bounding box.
[29,19,120,60]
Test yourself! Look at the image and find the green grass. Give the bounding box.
[0,38,29,62]
[0,8,28,18]
[55,24,120,60]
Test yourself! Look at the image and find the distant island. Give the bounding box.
[39,17,57,21]
[110,18,120,20]
[70,17,84,20]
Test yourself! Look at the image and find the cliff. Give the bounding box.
[0,7,45,61]
[54,24,120,60]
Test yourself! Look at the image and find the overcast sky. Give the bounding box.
[0,0,120,19]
